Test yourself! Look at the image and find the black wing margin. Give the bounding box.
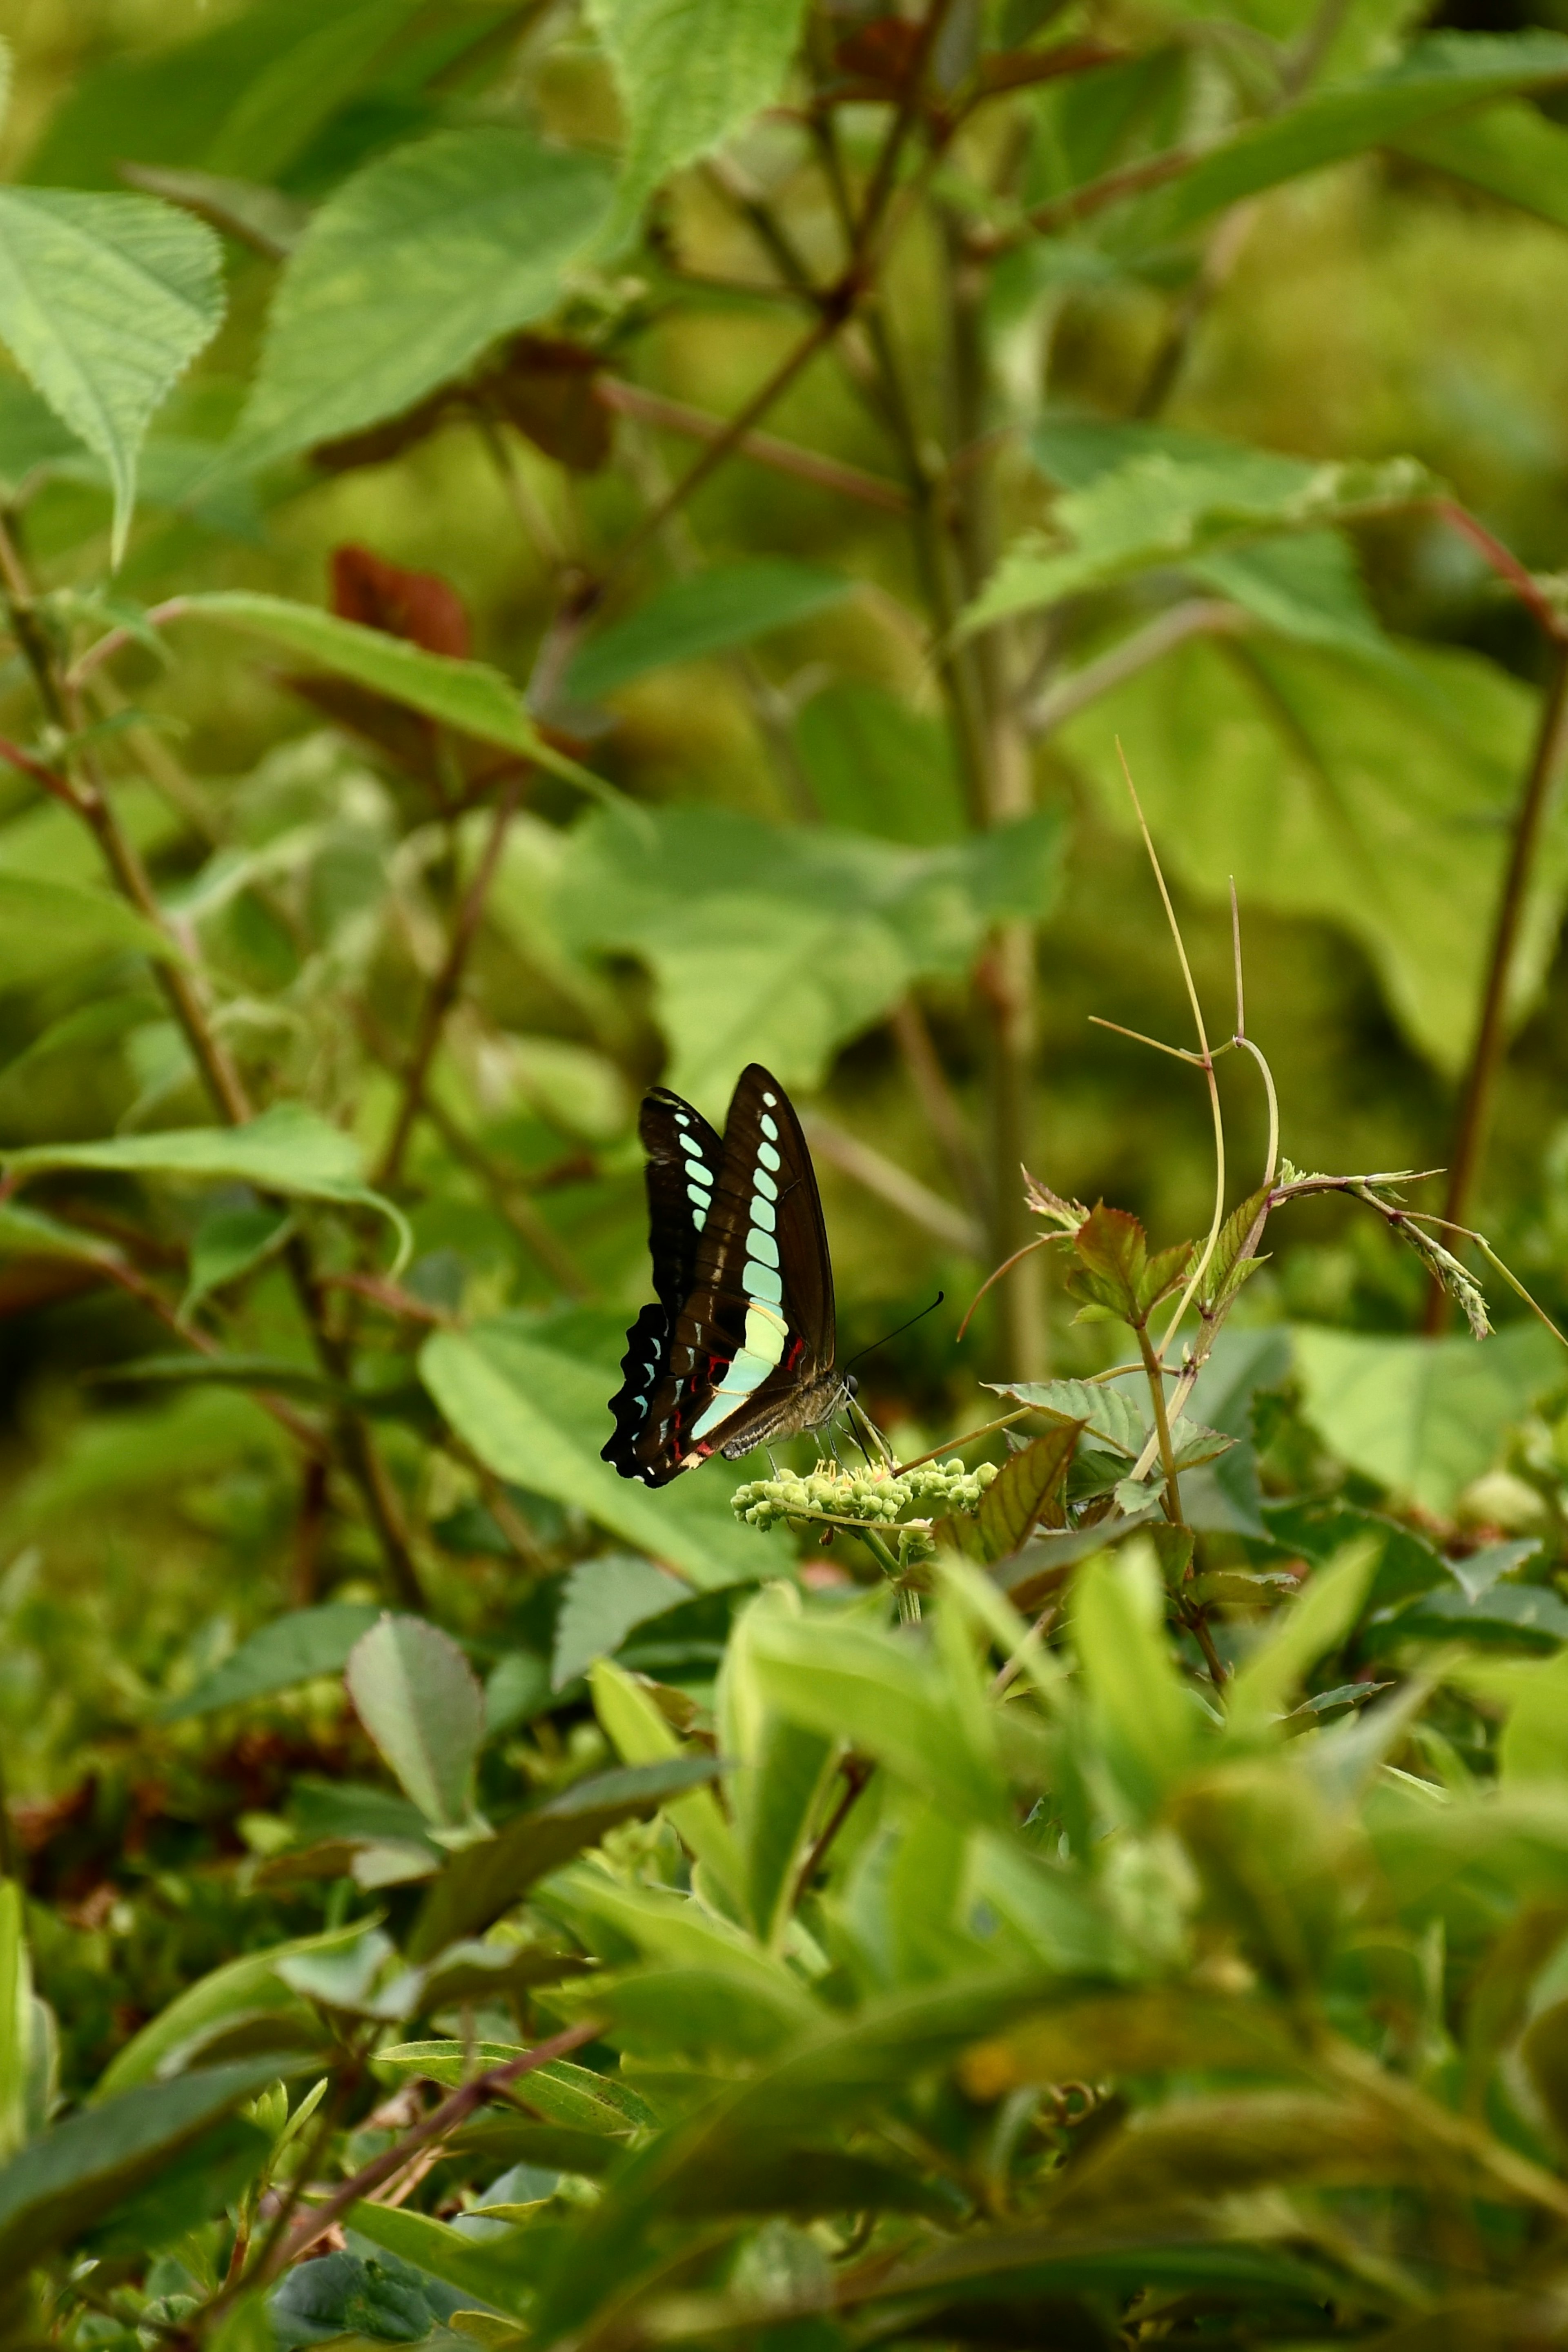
[602,1088,724,1483]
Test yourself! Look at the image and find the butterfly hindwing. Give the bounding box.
[602,1089,723,1483]
[604,1065,842,1483]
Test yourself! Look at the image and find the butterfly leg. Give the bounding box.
[765,1446,780,1478]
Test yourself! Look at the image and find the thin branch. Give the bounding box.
[1024,601,1251,736]
[593,378,909,514]
[376,774,523,1189]
[803,1112,984,1255]
[1229,877,1246,1037]
[1428,635,1568,1328]
[1236,1035,1281,1191]
[894,1408,1034,1476]
[1435,501,1568,647]
[597,315,842,594]
[1087,1014,1206,1067]
[956,1234,1054,1341]
[970,145,1198,258]
[794,1757,873,1905]
[236,2021,601,2294]
[1114,748,1227,1359]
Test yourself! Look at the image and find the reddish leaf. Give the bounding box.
[330,544,471,661]
[977,38,1124,94]
[490,335,611,473]
[835,17,924,92]
[1066,1204,1192,1328]
[975,1421,1082,1561]
[311,386,456,475]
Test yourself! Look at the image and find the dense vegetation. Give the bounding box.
[8,0,1568,2340]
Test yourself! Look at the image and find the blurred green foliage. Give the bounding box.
[9,0,1568,2339]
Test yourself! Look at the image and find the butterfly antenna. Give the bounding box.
[842,1292,946,1375]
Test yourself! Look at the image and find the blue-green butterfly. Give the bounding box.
[603,1064,846,1486]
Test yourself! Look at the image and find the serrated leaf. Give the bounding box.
[161,1601,381,1721]
[973,1422,1081,1560]
[587,0,813,245]
[346,1615,485,1830]
[0,188,224,560]
[1066,1205,1191,1327]
[987,1376,1149,1458]
[552,1555,688,1692]
[968,420,1431,635]
[565,561,853,704]
[234,129,612,469]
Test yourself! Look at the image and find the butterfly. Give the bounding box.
[603,1062,849,1486]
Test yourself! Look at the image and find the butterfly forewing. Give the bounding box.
[604,1065,841,1483]
[601,1089,723,1483]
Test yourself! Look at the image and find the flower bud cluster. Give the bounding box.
[731,1457,996,1532]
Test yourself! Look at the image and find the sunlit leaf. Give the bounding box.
[0,189,223,561]
[234,129,612,469]
[587,0,813,244]
[1293,1322,1559,1512]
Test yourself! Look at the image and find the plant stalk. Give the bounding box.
[1426,634,1568,1330]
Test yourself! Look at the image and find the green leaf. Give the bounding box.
[346,2202,537,2312]
[1153,31,1568,234]
[181,1202,293,1318]
[744,1610,1009,1828]
[0,869,184,990]
[1224,1539,1382,1741]
[419,1321,762,1588]
[97,1922,371,2095]
[0,189,223,562]
[552,1555,689,1691]
[1392,100,1568,232]
[1072,1544,1198,1820]
[586,0,813,245]
[407,1755,724,1960]
[0,1883,29,2165]
[555,804,1063,1107]
[234,129,612,470]
[174,590,607,797]
[721,1586,837,1947]
[1055,634,1544,1075]
[793,682,966,845]
[1293,1322,1560,1514]
[26,0,429,190]
[967,426,1429,633]
[346,1615,485,1831]
[2,1101,410,1270]
[269,2243,454,2348]
[161,1601,381,1721]
[592,1657,741,1902]
[0,2060,288,2274]
[566,562,853,704]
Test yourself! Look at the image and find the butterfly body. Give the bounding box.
[603,1064,846,1485]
